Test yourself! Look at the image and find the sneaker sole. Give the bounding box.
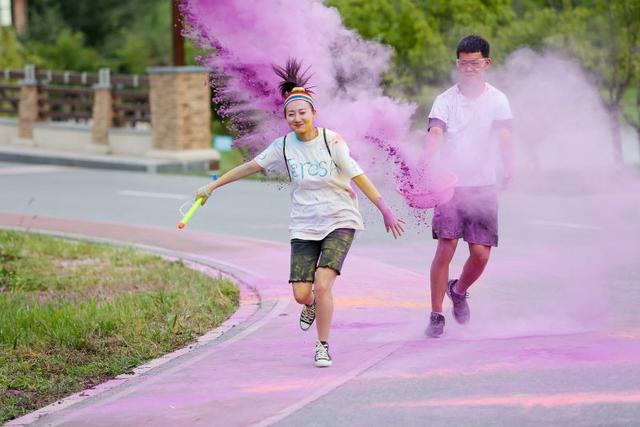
[300,322,314,331]
[453,314,470,324]
[314,359,332,367]
[425,330,443,338]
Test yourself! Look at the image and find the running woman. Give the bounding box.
[195,59,405,367]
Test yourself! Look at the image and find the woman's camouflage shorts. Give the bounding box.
[289,228,355,283]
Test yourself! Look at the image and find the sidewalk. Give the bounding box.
[0,213,430,427]
[0,145,218,173]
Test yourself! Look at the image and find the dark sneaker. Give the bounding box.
[446,279,470,324]
[425,312,445,338]
[300,302,316,331]
[314,341,332,367]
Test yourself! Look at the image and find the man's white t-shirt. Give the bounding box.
[254,128,364,240]
[428,83,513,187]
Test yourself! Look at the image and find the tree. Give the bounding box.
[624,85,640,153]
[11,0,28,35]
[25,0,158,47]
[22,0,203,72]
[31,30,103,71]
[0,26,41,68]
[327,0,449,96]
[327,0,521,113]
[558,0,640,161]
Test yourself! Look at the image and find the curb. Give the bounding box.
[0,146,217,174]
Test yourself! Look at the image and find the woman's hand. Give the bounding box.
[350,174,405,239]
[195,184,213,205]
[377,198,405,239]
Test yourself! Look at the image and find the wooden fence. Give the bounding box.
[0,67,150,127]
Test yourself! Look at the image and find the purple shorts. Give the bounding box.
[432,186,498,247]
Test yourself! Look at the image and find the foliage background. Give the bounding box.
[1,0,638,139]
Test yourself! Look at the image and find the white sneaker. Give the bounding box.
[314,341,332,367]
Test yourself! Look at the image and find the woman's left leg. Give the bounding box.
[314,228,355,342]
[314,267,338,342]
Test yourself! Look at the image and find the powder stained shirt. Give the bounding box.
[428,83,513,187]
[254,128,365,240]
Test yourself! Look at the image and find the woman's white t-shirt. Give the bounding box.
[254,128,365,240]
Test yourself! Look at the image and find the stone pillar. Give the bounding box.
[91,68,113,146]
[17,64,38,139]
[147,66,211,151]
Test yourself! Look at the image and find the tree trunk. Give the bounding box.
[636,86,640,160]
[607,105,623,163]
[11,0,27,36]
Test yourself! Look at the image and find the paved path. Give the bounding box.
[2,163,640,426]
[2,213,640,427]
[1,214,431,426]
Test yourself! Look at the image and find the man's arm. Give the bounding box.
[497,127,514,187]
[421,125,444,170]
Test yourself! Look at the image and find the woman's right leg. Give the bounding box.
[289,237,321,305]
[291,282,314,306]
[290,238,321,331]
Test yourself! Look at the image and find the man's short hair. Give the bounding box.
[456,35,490,58]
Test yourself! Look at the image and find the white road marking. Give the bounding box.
[528,220,603,231]
[117,190,188,200]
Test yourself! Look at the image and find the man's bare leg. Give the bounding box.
[456,243,491,294]
[430,238,458,312]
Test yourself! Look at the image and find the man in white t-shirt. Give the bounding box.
[424,35,514,338]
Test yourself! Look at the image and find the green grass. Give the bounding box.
[0,229,239,422]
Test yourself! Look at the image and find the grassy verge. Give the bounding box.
[0,229,239,423]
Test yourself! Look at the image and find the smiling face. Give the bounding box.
[456,51,491,86]
[285,99,316,134]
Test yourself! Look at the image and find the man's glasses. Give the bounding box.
[455,59,489,69]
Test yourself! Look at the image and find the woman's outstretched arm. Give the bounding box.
[352,174,405,239]
[196,160,264,204]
